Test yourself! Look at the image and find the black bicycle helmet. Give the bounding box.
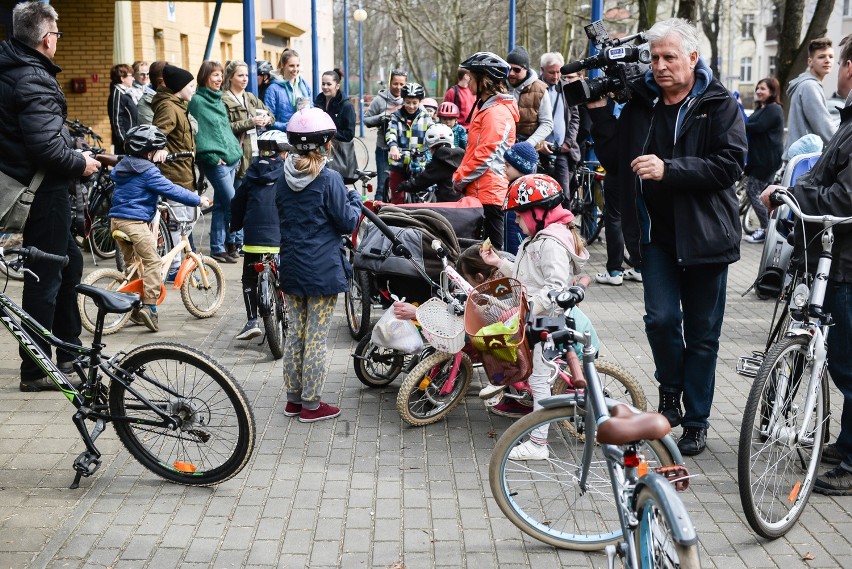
[400,82,425,99]
[124,125,168,156]
[256,60,273,76]
[459,52,510,82]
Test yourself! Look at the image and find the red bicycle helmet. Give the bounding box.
[286,107,337,152]
[437,101,460,118]
[503,174,563,212]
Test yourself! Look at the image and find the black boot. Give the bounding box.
[658,389,683,428]
[677,426,708,456]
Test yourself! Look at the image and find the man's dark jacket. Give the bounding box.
[789,103,852,282]
[398,145,464,202]
[0,38,85,191]
[589,58,747,266]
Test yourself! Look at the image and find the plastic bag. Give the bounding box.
[370,307,424,354]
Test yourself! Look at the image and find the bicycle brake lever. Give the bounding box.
[21,267,39,282]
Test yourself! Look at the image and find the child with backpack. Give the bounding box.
[386,82,433,203]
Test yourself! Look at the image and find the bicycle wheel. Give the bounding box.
[635,485,701,568]
[260,271,286,360]
[581,178,605,244]
[345,269,371,340]
[181,256,225,318]
[0,233,24,281]
[552,359,647,440]
[88,215,117,259]
[109,342,255,485]
[489,405,675,550]
[396,351,473,426]
[353,334,409,388]
[353,137,370,170]
[77,268,131,335]
[738,335,828,539]
[742,203,761,235]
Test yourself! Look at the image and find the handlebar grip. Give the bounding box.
[27,247,69,267]
[166,152,194,162]
[359,204,413,260]
[431,239,447,259]
[770,189,787,207]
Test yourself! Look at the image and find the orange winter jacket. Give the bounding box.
[452,94,520,206]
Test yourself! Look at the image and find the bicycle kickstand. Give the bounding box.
[69,409,105,489]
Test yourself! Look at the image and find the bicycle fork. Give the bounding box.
[436,352,464,396]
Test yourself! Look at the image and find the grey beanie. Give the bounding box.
[506,47,530,70]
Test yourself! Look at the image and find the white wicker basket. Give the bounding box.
[416,298,465,353]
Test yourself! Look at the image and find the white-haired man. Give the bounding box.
[538,52,580,197]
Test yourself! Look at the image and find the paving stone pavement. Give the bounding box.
[2,175,851,567]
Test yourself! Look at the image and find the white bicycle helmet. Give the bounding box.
[424,123,454,149]
[257,129,292,155]
[286,108,337,152]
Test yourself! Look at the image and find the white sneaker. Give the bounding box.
[479,384,506,400]
[508,440,549,461]
[623,268,643,282]
[235,320,262,340]
[595,271,623,286]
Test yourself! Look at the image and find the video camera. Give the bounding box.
[561,21,650,106]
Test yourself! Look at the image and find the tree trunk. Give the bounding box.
[677,0,698,23]
[776,0,835,105]
[699,0,722,80]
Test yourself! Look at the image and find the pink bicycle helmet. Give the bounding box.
[286,107,337,152]
[422,97,438,111]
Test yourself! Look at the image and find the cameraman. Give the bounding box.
[587,18,746,456]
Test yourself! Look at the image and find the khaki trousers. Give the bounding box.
[110,218,162,304]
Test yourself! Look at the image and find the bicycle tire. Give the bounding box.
[89,215,117,259]
[635,485,701,568]
[584,178,605,244]
[353,334,409,388]
[109,342,255,485]
[738,334,828,539]
[353,136,370,170]
[396,351,473,426]
[180,256,225,318]
[78,268,131,335]
[489,405,675,550]
[345,269,371,340]
[260,269,286,360]
[0,233,25,281]
[551,359,647,441]
[742,204,761,235]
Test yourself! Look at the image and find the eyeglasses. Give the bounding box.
[135,72,149,77]
[509,66,524,74]
[42,31,62,39]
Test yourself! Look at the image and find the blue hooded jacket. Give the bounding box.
[109,156,201,222]
[230,156,285,248]
[264,76,312,131]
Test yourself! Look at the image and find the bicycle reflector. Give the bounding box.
[254,263,265,273]
[623,449,640,468]
[173,461,197,473]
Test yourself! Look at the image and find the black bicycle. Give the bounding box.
[256,253,288,360]
[0,246,255,488]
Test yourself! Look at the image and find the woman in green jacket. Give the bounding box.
[223,60,274,183]
[188,60,244,263]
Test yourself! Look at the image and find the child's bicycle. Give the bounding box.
[254,253,288,360]
[78,202,225,335]
[489,288,697,566]
[0,246,255,489]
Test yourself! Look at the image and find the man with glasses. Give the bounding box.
[364,69,406,200]
[0,1,100,392]
[506,46,552,148]
[129,60,151,105]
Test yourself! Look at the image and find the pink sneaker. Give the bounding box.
[284,402,302,417]
[298,402,341,423]
[490,399,533,418]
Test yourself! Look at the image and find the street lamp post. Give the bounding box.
[354,6,367,138]
[342,0,350,97]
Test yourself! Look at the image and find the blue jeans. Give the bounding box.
[375,147,389,202]
[825,282,852,467]
[202,161,239,255]
[641,243,728,429]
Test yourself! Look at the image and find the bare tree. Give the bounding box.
[775,0,836,103]
[637,0,659,31]
[698,0,722,79]
[677,0,698,23]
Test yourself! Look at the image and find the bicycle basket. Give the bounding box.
[464,277,528,361]
[416,297,465,353]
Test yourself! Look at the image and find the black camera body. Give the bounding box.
[561,21,650,107]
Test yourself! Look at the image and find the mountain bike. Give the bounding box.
[738,189,850,539]
[572,161,605,244]
[490,289,697,566]
[78,202,225,335]
[0,246,255,489]
[255,253,288,360]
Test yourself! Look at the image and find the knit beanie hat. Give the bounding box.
[504,141,538,175]
[162,65,194,93]
[506,46,530,70]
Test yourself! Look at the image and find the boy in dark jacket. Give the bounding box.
[398,123,464,202]
[230,131,290,339]
[109,125,208,332]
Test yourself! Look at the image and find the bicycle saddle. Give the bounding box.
[595,404,671,446]
[75,284,141,314]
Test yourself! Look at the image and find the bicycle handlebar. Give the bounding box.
[359,204,412,260]
[772,190,852,225]
[1,246,69,267]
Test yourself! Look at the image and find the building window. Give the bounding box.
[740,57,753,82]
[154,28,165,61]
[181,34,190,70]
[768,56,777,76]
[220,41,233,63]
[742,14,755,38]
[770,5,780,25]
[845,0,852,16]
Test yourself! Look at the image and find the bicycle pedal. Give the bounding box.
[483,393,504,408]
[736,354,763,378]
[73,452,101,477]
[655,464,691,492]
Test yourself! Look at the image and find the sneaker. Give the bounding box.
[658,389,683,428]
[137,305,159,332]
[814,465,852,496]
[19,377,59,392]
[490,399,533,418]
[283,402,302,417]
[235,319,262,340]
[479,384,505,400]
[623,268,643,282]
[129,309,145,326]
[210,252,237,264]
[822,443,844,466]
[595,271,623,286]
[744,228,766,243]
[57,361,75,374]
[677,426,708,456]
[508,440,549,461]
[299,402,341,423]
[165,268,178,283]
